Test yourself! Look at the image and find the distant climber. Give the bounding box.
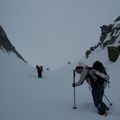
[36,65,43,78]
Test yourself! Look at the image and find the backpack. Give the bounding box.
[92,61,107,75]
[87,61,109,85]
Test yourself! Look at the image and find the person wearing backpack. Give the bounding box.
[36,65,43,78]
[72,61,109,116]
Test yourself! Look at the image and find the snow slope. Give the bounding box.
[0,48,120,120]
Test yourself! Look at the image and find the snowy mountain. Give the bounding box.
[0,17,120,120]
[0,25,27,63]
[86,16,120,62]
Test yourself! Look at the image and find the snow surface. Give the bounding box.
[0,49,120,120]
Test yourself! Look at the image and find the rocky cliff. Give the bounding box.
[0,25,27,63]
[86,16,120,62]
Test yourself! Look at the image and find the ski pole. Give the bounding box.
[104,94,113,106]
[73,70,77,109]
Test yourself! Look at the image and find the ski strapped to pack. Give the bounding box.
[79,62,89,69]
[79,62,110,83]
[91,69,110,81]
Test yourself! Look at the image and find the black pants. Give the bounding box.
[38,73,42,78]
[91,84,107,114]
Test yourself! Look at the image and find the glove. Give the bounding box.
[72,83,76,87]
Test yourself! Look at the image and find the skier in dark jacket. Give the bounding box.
[72,65,109,116]
[36,65,43,78]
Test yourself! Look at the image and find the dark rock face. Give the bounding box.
[0,25,13,52]
[114,16,120,22]
[100,24,113,44]
[0,25,27,63]
[108,46,120,62]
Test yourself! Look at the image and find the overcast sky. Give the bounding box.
[0,0,120,70]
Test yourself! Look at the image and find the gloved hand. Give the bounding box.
[72,83,76,87]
